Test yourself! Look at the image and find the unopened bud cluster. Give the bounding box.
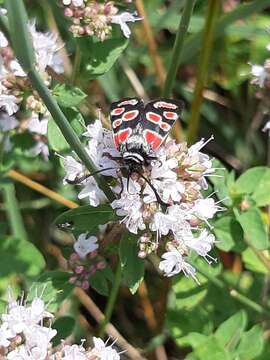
[61,0,141,40]
[68,249,106,290]
[63,1,118,40]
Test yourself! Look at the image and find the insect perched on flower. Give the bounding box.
[109,97,184,203]
[67,97,184,204]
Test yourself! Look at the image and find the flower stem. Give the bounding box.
[162,0,196,97]
[2,182,28,240]
[187,0,220,144]
[98,260,122,337]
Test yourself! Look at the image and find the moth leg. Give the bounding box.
[119,173,124,195]
[137,172,168,208]
[66,173,90,184]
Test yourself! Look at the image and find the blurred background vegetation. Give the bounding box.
[1,0,270,359]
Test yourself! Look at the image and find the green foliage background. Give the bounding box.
[1,0,270,359]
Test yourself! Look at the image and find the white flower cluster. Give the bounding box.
[63,120,224,282]
[0,20,64,159]
[250,43,270,88]
[62,0,141,40]
[249,39,270,134]
[0,292,120,359]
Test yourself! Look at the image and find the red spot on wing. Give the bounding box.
[113,133,120,148]
[114,128,132,148]
[146,112,162,123]
[144,129,163,150]
[160,122,171,132]
[112,119,122,128]
[163,111,178,120]
[111,107,125,116]
[154,101,177,109]
[123,110,139,121]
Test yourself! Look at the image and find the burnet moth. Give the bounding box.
[109,97,184,204]
[110,97,184,170]
[68,97,184,204]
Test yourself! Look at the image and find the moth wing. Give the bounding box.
[110,97,144,149]
[142,98,185,151]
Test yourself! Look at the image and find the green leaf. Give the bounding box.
[53,83,87,108]
[80,35,129,79]
[252,168,270,206]
[214,216,243,251]
[27,271,74,312]
[0,237,45,277]
[55,204,116,233]
[242,248,268,274]
[90,269,109,296]
[12,133,35,150]
[52,316,75,346]
[177,333,208,349]
[192,336,231,360]
[236,325,264,359]
[171,274,208,310]
[119,232,144,294]
[0,299,7,315]
[234,167,268,195]
[47,109,85,152]
[236,208,268,250]
[215,310,247,351]
[181,0,270,65]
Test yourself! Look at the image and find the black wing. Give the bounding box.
[110,97,144,149]
[142,98,185,150]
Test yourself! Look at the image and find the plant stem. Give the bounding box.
[196,263,267,316]
[7,169,78,209]
[2,183,28,240]
[180,0,270,65]
[98,261,122,337]
[72,44,81,85]
[0,12,10,43]
[162,0,196,97]
[187,0,220,144]
[27,69,115,202]
[230,289,266,315]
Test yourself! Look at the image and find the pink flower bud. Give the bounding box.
[69,276,77,284]
[138,251,146,258]
[97,261,105,270]
[189,216,201,227]
[82,280,89,290]
[75,265,84,274]
[90,265,96,274]
[70,252,79,262]
[64,8,73,17]
[89,250,98,258]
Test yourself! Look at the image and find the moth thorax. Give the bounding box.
[123,151,144,164]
